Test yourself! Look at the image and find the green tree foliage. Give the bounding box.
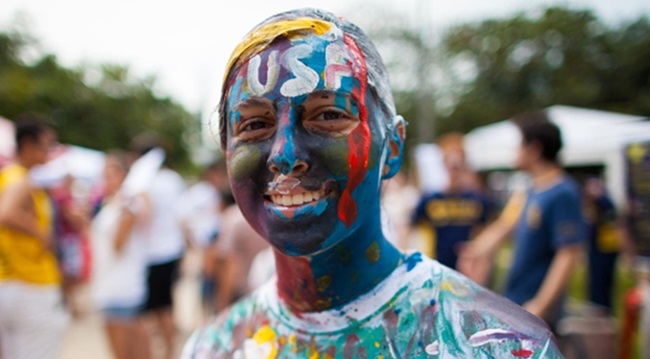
[435,7,650,135]
[0,29,196,169]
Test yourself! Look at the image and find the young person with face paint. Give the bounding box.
[183,9,562,358]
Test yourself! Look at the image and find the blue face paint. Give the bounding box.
[271,196,330,220]
[224,32,405,311]
[226,34,382,253]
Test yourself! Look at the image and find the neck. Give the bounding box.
[273,215,403,313]
[528,161,562,188]
[445,181,463,194]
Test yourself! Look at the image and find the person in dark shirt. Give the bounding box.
[583,177,621,312]
[411,148,489,269]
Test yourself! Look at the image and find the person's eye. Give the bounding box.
[304,107,359,136]
[318,110,348,121]
[241,119,273,132]
[235,117,276,142]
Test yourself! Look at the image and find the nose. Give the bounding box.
[269,159,308,176]
[267,134,309,176]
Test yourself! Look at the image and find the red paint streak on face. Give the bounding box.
[511,348,533,358]
[274,249,319,312]
[337,35,370,228]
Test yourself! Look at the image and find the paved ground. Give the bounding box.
[59,249,204,359]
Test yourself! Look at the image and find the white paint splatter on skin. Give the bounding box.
[260,251,428,332]
[425,340,439,355]
[280,44,319,97]
[324,41,354,90]
[247,51,279,96]
[468,328,518,347]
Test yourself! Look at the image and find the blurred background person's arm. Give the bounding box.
[113,193,151,254]
[0,181,51,249]
[458,191,525,285]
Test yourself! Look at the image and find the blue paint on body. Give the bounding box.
[405,252,423,272]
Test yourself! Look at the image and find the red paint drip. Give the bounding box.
[511,348,533,358]
[337,35,370,228]
[343,334,361,359]
[274,250,320,312]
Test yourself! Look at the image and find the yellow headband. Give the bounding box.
[224,18,333,82]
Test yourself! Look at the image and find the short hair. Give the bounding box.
[14,114,52,152]
[513,110,562,163]
[218,8,398,149]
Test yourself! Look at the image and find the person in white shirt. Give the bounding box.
[91,150,151,359]
[129,134,186,359]
[178,160,232,315]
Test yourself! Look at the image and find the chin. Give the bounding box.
[260,195,340,256]
[267,231,328,256]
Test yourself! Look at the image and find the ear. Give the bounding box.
[382,116,406,180]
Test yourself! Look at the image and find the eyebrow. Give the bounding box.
[235,97,273,110]
[306,89,353,101]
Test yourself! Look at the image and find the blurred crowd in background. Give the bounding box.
[0,107,649,359]
[0,4,650,358]
[0,116,272,359]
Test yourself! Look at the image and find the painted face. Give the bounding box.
[223,33,390,256]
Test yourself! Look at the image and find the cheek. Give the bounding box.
[318,136,382,180]
[319,139,350,178]
[228,145,263,180]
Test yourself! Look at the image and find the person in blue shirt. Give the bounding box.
[411,148,489,270]
[460,110,586,327]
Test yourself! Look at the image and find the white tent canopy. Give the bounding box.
[464,105,650,208]
[30,145,105,187]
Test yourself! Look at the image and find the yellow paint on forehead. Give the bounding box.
[225,18,333,81]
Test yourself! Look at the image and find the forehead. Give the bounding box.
[226,32,367,102]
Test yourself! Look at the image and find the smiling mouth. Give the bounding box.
[268,189,330,207]
[265,179,336,208]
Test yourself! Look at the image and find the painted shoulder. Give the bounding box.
[182,254,564,358]
[181,295,262,359]
[425,258,563,357]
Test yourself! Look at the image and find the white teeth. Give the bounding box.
[282,195,292,206]
[271,190,326,206]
